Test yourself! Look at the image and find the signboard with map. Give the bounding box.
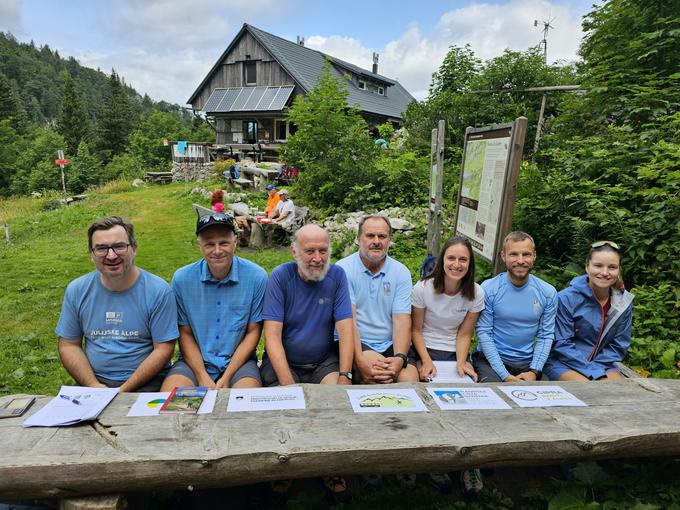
[454,118,527,267]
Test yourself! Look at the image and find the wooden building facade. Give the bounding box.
[188,24,415,145]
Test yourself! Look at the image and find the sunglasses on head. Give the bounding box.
[591,240,621,250]
[198,213,233,224]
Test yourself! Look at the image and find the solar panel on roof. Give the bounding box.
[269,86,294,110]
[203,86,296,113]
[256,87,279,110]
[216,88,241,112]
[204,89,227,112]
[242,87,267,110]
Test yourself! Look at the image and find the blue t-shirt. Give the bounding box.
[172,257,267,378]
[335,252,412,352]
[475,272,557,380]
[262,262,352,364]
[55,269,179,381]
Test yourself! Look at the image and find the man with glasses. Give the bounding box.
[473,231,558,383]
[56,216,178,392]
[161,213,267,390]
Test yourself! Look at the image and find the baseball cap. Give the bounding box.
[266,184,276,190]
[196,213,236,236]
[278,189,289,196]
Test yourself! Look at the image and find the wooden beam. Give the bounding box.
[2,380,680,500]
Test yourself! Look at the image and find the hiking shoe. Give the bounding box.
[428,472,453,493]
[460,468,483,497]
[361,474,383,490]
[395,473,417,488]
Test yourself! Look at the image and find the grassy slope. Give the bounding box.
[0,181,298,395]
[0,180,427,396]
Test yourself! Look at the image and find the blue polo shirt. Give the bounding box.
[335,252,412,352]
[262,262,352,364]
[171,257,267,379]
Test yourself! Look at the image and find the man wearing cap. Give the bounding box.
[264,184,280,218]
[56,216,178,392]
[161,213,268,390]
[270,189,295,230]
[261,224,354,386]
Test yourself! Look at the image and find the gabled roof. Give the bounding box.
[188,23,415,120]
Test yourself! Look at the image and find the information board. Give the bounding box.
[454,119,527,266]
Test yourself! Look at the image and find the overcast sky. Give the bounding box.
[0,0,598,105]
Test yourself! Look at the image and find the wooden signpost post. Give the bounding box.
[426,120,445,256]
[54,149,70,198]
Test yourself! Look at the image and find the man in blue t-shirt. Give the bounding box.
[161,213,267,390]
[56,216,178,392]
[261,224,354,385]
[474,231,558,382]
[336,215,419,384]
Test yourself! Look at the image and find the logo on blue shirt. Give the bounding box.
[105,311,122,324]
[383,282,391,294]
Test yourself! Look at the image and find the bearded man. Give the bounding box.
[260,224,354,386]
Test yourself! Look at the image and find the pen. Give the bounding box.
[59,394,81,405]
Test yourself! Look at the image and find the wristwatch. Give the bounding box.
[339,371,353,381]
[529,369,542,379]
[394,353,409,370]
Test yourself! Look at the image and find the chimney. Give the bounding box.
[296,36,305,47]
[372,52,379,74]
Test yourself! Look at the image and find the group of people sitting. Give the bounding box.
[55,212,632,495]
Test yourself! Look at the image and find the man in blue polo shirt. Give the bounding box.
[161,213,267,390]
[56,216,178,392]
[474,231,558,382]
[261,224,354,386]
[336,215,419,384]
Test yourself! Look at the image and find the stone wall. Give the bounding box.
[172,162,214,181]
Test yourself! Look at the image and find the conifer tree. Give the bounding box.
[95,70,136,163]
[57,73,90,155]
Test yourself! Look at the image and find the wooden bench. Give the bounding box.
[144,172,173,184]
[1,379,680,504]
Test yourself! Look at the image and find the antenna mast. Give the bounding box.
[533,17,555,64]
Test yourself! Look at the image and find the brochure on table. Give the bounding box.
[498,386,587,408]
[346,388,428,413]
[227,386,306,412]
[427,387,511,410]
[23,385,119,427]
[428,361,475,383]
[127,390,217,417]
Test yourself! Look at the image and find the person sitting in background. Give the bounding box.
[264,184,280,218]
[270,189,295,230]
[544,241,633,381]
[210,189,225,213]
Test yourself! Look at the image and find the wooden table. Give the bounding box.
[2,380,680,502]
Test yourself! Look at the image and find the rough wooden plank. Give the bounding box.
[60,494,125,510]
[2,380,680,499]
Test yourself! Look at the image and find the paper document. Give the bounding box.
[227,387,305,412]
[498,385,587,408]
[428,361,475,383]
[23,385,119,427]
[127,390,217,417]
[347,388,427,413]
[427,387,511,410]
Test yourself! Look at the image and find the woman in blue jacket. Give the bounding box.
[544,241,633,381]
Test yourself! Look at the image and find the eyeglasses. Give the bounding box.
[91,243,131,258]
[591,240,621,250]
